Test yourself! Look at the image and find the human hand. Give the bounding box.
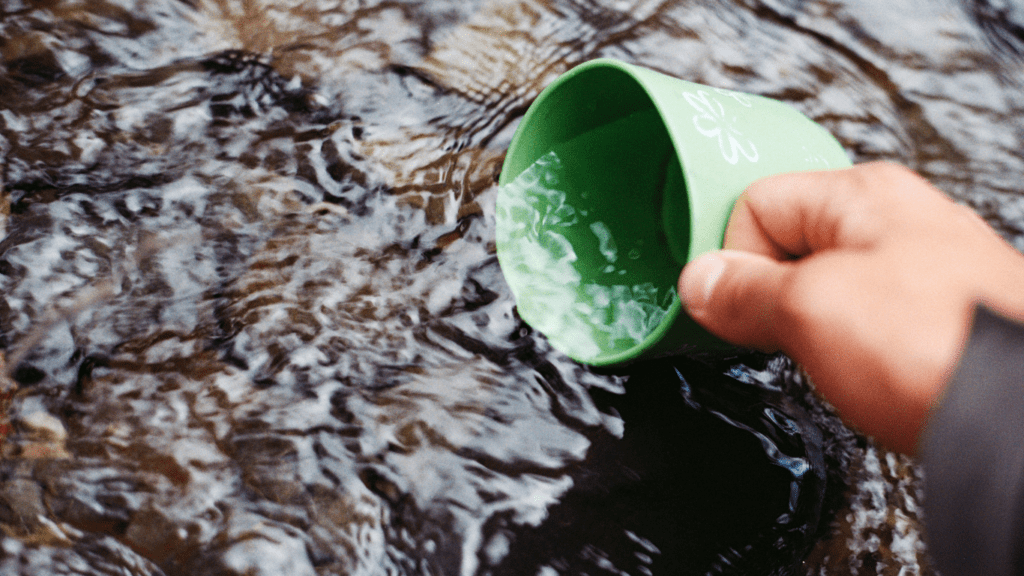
[678,162,1024,454]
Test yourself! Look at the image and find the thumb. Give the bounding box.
[678,249,792,351]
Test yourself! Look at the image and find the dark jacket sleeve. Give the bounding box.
[921,306,1024,576]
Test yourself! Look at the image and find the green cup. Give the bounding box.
[495,58,850,366]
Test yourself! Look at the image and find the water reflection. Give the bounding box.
[1,0,1023,574]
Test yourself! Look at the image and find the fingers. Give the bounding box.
[679,161,1024,454]
[724,162,937,258]
[683,164,894,349]
[681,162,945,352]
[678,249,792,351]
[724,170,844,258]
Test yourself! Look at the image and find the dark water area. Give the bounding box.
[0,0,1023,574]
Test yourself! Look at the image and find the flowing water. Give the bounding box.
[1,1,1024,575]
[495,110,680,364]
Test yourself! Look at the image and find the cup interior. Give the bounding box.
[497,65,691,364]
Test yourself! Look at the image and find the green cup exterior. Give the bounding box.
[497,58,851,365]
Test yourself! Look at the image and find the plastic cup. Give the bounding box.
[495,58,851,366]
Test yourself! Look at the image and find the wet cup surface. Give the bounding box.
[496,58,851,366]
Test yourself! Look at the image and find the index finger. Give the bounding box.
[722,162,934,259]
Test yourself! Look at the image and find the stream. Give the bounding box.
[2,1,1024,574]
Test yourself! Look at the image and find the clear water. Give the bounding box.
[1,1,1023,575]
[496,150,676,363]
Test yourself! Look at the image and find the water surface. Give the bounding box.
[2,1,1024,575]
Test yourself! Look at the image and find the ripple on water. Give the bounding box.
[3,0,1024,575]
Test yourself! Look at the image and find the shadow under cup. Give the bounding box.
[496,59,851,366]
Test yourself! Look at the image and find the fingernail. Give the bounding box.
[681,253,726,313]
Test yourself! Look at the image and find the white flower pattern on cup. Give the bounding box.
[683,89,759,165]
[712,87,753,107]
[801,145,832,169]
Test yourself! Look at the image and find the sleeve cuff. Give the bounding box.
[921,305,1024,576]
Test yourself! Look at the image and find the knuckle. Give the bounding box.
[857,161,918,183]
[841,161,920,200]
